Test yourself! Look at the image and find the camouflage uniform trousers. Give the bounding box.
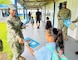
[58,20,68,40]
[8,40,24,60]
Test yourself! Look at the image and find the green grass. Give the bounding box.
[0,22,13,60]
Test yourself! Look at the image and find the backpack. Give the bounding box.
[0,39,3,52]
[46,46,68,60]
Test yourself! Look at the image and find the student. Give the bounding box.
[45,17,52,30]
[26,28,64,60]
[31,17,34,27]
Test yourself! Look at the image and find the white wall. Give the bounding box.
[0,10,2,19]
[42,1,54,23]
[67,0,78,40]
[42,6,46,22]
[45,2,54,21]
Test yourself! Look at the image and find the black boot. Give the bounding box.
[75,51,78,55]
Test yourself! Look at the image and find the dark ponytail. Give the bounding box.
[53,28,64,53]
[56,30,64,53]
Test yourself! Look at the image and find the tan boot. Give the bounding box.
[64,36,68,40]
[19,56,26,60]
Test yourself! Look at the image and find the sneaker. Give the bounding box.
[37,26,39,29]
[75,51,78,55]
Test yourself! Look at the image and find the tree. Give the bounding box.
[0,0,12,4]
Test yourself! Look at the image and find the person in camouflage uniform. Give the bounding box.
[72,17,78,23]
[57,2,71,40]
[6,4,26,60]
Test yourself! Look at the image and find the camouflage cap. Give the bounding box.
[62,2,67,5]
[9,4,16,10]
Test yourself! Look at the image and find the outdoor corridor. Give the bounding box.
[20,20,78,60]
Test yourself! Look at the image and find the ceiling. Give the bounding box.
[17,0,55,9]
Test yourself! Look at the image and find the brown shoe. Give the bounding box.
[64,38,68,40]
[19,56,26,60]
[64,36,68,40]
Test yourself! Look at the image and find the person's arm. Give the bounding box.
[72,20,77,23]
[57,10,61,20]
[72,17,78,23]
[26,43,34,56]
[68,9,71,19]
[18,17,26,29]
[22,25,26,29]
[6,20,24,44]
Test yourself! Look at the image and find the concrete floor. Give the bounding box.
[64,36,78,60]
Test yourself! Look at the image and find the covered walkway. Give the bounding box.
[0,17,78,60]
[0,0,78,60]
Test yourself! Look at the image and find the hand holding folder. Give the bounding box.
[24,37,39,48]
[64,19,76,30]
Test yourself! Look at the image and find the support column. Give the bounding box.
[22,4,25,19]
[14,0,18,15]
[44,5,46,22]
[26,9,27,19]
[53,1,56,27]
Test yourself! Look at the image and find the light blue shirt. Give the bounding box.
[34,42,56,60]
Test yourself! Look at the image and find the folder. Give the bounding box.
[64,19,76,30]
[24,37,39,48]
